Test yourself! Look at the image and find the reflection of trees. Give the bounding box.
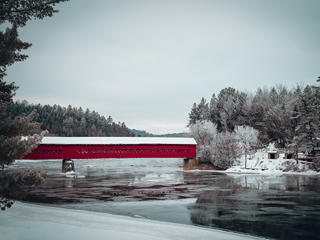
[0,170,46,210]
[183,171,241,188]
[187,174,320,240]
[284,175,320,192]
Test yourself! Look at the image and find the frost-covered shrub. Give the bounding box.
[189,121,240,170]
[282,162,300,172]
[300,165,307,172]
[189,120,217,146]
[198,145,213,163]
[281,161,311,172]
[189,120,217,162]
[310,156,320,172]
[211,132,240,170]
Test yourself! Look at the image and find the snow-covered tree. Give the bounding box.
[294,85,320,161]
[235,125,259,169]
[188,81,319,169]
[189,120,217,146]
[209,87,247,132]
[211,131,240,170]
[189,120,240,169]
[79,117,87,131]
[189,120,217,163]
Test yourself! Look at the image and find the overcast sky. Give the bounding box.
[2,0,320,134]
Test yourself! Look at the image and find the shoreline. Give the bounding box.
[0,201,266,240]
[184,168,320,175]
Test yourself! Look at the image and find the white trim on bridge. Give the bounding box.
[39,137,197,145]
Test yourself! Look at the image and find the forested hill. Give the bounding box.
[6,101,135,137]
[188,83,320,149]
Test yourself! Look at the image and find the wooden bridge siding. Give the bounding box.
[23,144,196,160]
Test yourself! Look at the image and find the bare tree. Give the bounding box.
[235,125,259,169]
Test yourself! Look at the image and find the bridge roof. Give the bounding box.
[39,137,197,145]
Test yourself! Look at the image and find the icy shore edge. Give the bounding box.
[0,201,266,240]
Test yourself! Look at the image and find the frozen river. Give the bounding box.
[7,158,320,240]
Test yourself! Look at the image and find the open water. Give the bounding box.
[7,158,320,240]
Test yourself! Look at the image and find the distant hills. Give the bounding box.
[130,129,189,138]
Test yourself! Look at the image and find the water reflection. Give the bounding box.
[7,159,187,203]
[6,159,320,239]
[188,174,320,240]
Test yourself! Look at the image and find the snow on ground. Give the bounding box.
[0,202,266,240]
[226,150,320,175]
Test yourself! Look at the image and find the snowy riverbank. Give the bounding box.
[0,201,266,240]
[226,151,320,175]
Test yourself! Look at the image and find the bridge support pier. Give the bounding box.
[62,159,75,173]
[183,158,219,170]
[183,158,198,170]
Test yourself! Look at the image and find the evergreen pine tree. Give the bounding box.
[188,98,209,126]
[295,86,318,155]
[0,0,69,210]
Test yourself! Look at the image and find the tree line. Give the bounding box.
[130,129,188,137]
[6,101,135,137]
[188,82,320,169]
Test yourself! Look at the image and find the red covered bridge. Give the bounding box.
[23,137,197,172]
